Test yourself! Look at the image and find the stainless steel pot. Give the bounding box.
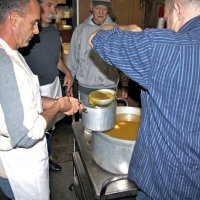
[91,106,141,175]
[81,101,117,131]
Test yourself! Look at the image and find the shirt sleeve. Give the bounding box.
[66,27,80,77]
[92,28,153,89]
[0,50,47,149]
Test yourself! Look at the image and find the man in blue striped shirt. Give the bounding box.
[89,0,200,199]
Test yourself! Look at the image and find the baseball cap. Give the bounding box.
[92,0,110,7]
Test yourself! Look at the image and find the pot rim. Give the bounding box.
[93,131,136,144]
[116,106,141,115]
[83,100,117,109]
[92,106,141,143]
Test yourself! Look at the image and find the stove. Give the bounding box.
[71,122,138,200]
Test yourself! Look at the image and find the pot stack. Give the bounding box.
[81,89,141,175]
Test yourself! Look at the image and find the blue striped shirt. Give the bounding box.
[92,16,200,199]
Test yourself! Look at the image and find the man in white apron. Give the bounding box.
[0,0,83,199]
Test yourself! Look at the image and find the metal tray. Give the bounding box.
[72,122,138,199]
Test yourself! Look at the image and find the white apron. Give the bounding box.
[1,138,49,200]
[0,74,49,200]
[40,76,64,123]
[0,39,49,200]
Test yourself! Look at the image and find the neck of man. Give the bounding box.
[41,23,49,28]
[92,18,102,26]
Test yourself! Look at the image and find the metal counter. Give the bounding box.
[72,122,138,200]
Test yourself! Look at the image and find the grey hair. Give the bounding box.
[0,0,34,23]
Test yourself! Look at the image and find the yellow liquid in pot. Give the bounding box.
[105,114,140,141]
[89,91,114,107]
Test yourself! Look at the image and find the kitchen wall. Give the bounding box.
[78,0,144,27]
[144,0,164,28]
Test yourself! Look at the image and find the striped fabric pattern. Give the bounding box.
[92,16,200,199]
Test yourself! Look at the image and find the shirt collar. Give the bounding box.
[179,15,200,33]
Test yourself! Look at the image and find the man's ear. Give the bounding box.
[9,11,20,27]
[173,1,184,21]
[89,2,93,12]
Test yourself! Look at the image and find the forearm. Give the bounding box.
[58,57,73,95]
[42,96,58,110]
[40,101,61,130]
[41,96,72,130]
[58,57,71,75]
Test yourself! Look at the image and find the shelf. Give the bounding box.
[59,29,72,43]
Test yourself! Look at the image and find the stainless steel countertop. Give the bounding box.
[72,122,138,199]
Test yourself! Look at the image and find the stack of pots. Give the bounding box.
[82,100,141,175]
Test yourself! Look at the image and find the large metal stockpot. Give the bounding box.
[81,101,117,132]
[91,106,141,175]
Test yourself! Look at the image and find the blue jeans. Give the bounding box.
[136,191,153,200]
[0,177,15,199]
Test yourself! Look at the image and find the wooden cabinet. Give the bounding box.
[56,1,73,43]
[143,0,164,28]
[110,0,144,26]
[57,0,66,3]
[59,29,73,43]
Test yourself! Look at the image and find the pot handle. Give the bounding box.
[116,97,128,106]
[82,108,88,113]
[100,175,127,197]
[99,175,138,198]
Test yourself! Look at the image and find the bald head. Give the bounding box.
[165,0,200,8]
[164,0,200,31]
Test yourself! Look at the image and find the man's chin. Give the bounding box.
[22,41,30,48]
[47,18,53,23]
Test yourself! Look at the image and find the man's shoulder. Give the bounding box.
[40,24,59,35]
[143,28,178,45]
[39,25,60,41]
[73,18,93,34]
[0,48,9,64]
[145,28,198,46]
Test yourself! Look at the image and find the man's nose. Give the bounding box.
[51,6,57,14]
[98,8,104,14]
[33,24,39,35]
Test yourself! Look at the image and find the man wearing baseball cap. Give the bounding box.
[66,0,128,106]
[92,0,110,7]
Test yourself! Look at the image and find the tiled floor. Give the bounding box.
[50,117,77,200]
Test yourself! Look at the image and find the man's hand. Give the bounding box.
[119,24,142,32]
[63,97,84,115]
[120,87,128,99]
[100,24,118,30]
[100,24,142,32]
[41,96,83,130]
[63,71,73,97]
